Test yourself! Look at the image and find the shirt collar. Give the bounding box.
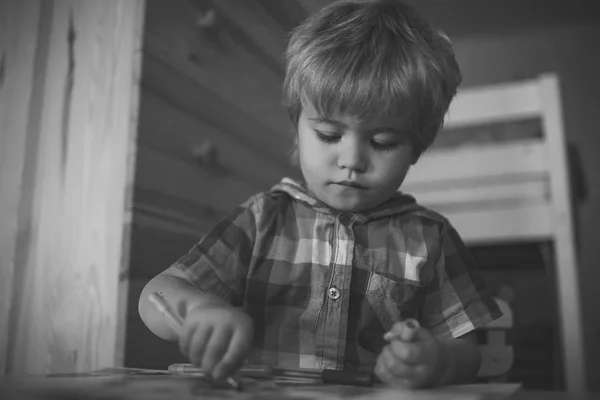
[270,177,422,222]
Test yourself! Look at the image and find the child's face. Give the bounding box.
[297,104,416,212]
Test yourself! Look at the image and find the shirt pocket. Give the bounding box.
[363,272,425,333]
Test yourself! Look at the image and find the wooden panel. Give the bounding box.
[135,147,261,216]
[138,91,285,189]
[128,220,203,279]
[205,0,288,73]
[144,0,291,137]
[141,54,300,180]
[539,74,585,392]
[441,203,554,244]
[131,187,217,243]
[4,0,144,374]
[142,0,196,62]
[404,140,549,186]
[445,78,543,128]
[403,177,549,210]
[255,0,308,34]
[434,118,541,150]
[0,0,45,376]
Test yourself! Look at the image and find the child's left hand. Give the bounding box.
[374,321,445,389]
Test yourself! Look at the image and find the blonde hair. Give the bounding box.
[283,0,462,156]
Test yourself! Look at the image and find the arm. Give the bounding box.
[375,323,481,388]
[138,270,230,341]
[376,220,500,389]
[423,222,501,385]
[138,195,261,342]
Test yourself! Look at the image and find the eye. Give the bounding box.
[371,140,399,152]
[370,131,411,152]
[314,130,340,144]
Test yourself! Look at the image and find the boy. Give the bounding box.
[139,0,501,389]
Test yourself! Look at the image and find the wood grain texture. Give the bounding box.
[204,0,288,75]
[255,0,308,33]
[141,53,299,179]
[3,0,145,374]
[135,147,262,215]
[143,0,294,158]
[0,0,45,376]
[115,0,146,370]
[138,92,286,188]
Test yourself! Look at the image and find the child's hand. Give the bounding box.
[375,320,444,389]
[179,303,254,380]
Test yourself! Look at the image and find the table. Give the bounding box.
[0,367,589,400]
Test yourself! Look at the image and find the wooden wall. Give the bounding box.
[125,0,302,367]
[0,0,45,376]
[0,0,145,374]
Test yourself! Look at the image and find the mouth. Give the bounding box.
[334,181,367,189]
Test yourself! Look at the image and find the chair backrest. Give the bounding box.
[401,74,585,391]
[477,298,514,380]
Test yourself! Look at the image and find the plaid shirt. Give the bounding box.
[167,177,501,371]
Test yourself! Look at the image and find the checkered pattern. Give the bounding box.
[167,178,501,372]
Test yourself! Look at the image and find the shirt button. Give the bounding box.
[328,287,340,300]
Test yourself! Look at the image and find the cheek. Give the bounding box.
[374,153,413,185]
[298,135,329,169]
[299,151,325,179]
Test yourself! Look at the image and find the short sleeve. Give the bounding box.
[420,223,502,340]
[161,196,262,306]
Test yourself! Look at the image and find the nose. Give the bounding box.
[337,137,367,173]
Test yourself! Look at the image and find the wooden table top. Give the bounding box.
[0,368,595,400]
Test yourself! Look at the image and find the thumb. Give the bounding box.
[383,318,421,342]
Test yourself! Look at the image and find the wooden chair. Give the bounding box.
[402,74,585,391]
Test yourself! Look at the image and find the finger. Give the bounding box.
[391,365,427,390]
[383,322,403,341]
[374,352,396,385]
[388,340,422,365]
[179,321,198,357]
[410,325,435,344]
[375,354,419,389]
[187,325,213,367]
[201,328,233,378]
[212,330,252,380]
[401,318,421,341]
[380,345,417,378]
[383,319,420,342]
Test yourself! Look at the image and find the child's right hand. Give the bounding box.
[179,303,254,380]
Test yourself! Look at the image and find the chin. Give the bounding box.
[327,198,370,213]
